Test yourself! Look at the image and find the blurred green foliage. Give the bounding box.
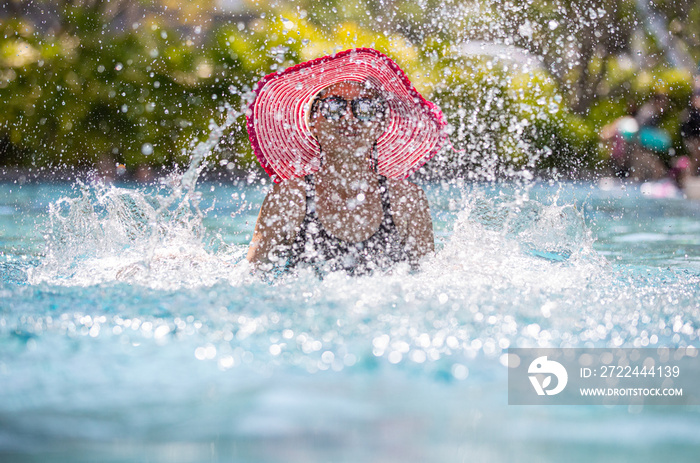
[1,0,699,178]
[0,10,225,172]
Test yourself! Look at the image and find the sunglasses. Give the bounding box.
[311,96,387,122]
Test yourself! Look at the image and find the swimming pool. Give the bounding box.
[1,175,699,462]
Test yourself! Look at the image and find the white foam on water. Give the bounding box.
[27,175,606,294]
[27,108,254,290]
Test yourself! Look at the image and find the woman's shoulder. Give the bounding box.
[384,178,427,202]
[382,177,434,259]
[260,177,308,218]
[269,176,307,195]
[265,174,306,190]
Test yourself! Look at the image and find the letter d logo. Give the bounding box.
[528,356,568,396]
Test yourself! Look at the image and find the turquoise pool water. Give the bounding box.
[1,176,699,462]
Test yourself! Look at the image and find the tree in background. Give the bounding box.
[0,0,227,175]
[2,0,700,178]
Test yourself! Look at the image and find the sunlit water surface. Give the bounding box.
[1,178,699,463]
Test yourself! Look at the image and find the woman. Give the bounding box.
[245,48,447,274]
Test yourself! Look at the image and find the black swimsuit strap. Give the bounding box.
[377,175,394,225]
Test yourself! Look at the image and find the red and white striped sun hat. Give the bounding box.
[246,48,447,182]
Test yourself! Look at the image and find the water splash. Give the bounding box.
[27,108,250,289]
[16,77,695,378]
[27,181,622,371]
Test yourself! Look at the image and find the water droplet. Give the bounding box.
[281,16,295,30]
[452,363,469,380]
[518,21,533,39]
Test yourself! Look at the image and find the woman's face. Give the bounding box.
[309,81,388,154]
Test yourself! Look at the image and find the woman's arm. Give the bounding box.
[387,180,435,267]
[247,178,306,269]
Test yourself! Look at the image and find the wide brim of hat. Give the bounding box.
[246,47,447,182]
